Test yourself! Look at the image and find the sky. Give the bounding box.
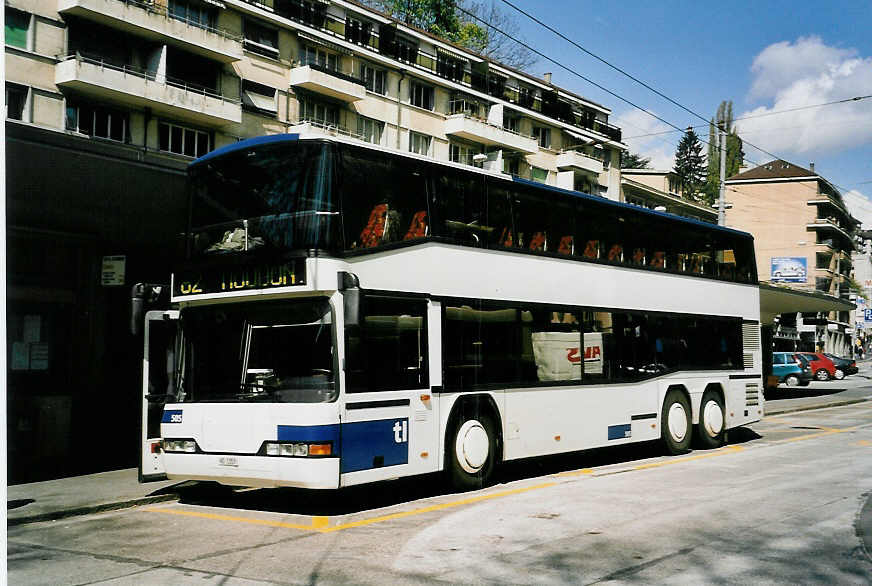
[500,0,872,225]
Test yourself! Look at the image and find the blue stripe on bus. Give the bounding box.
[162,410,183,423]
[608,423,632,440]
[340,418,409,474]
[276,419,410,473]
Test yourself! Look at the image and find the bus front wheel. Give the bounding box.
[448,411,497,491]
[661,390,692,455]
[695,390,726,449]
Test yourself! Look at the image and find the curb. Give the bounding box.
[765,397,871,417]
[7,493,180,527]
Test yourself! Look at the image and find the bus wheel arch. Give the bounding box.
[445,395,502,490]
[695,384,726,449]
[661,385,692,455]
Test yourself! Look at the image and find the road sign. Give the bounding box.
[864,308,872,322]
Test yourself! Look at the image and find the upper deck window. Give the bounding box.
[188,141,336,256]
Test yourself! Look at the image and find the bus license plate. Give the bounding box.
[218,456,238,467]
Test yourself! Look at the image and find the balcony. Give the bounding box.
[288,119,357,140]
[290,64,366,103]
[556,149,603,175]
[58,0,243,63]
[444,114,538,153]
[56,54,241,126]
[807,217,855,243]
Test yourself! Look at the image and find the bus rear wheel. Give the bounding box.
[661,389,692,455]
[447,410,497,491]
[695,390,726,449]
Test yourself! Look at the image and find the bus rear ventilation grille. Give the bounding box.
[743,353,755,369]
[742,323,760,351]
[745,383,759,406]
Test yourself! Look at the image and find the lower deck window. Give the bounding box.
[345,296,428,392]
[443,300,743,390]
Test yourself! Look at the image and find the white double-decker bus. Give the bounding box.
[138,134,763,490]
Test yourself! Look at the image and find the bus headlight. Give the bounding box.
[163,439,198,453]
[261,442,331,457]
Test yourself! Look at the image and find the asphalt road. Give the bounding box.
[8,401,872,585]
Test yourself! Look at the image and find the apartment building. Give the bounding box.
[620,168,717,224]
[5,0,626,481]
[724,160,859,355]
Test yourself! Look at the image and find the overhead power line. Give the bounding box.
[493,1,859,197]
[623,95,872,140]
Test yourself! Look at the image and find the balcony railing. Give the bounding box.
[295,57,365,87]
[59,53,237,103]
[291,118,356,140]
[444,114,538,153]
[61,0,243,42]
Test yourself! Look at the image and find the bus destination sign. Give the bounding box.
[175,258,306,296]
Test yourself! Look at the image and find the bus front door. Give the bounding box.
[139,310,179,482]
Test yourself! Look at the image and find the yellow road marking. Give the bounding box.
[855,440,871,447]
[554,468,594,478]
[772,426,857,444]
[630,445,744,471]
[146,508,324,531]
[147,482,557,533]
[321,482,556,532]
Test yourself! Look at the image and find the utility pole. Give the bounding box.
[718,122,726,226]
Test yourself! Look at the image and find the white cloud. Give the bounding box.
[736,36,872,156]
[612,108,676,170]
[843,189,872,230]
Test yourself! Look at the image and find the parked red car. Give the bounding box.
[794,352,837,381]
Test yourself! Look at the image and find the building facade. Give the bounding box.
[6,0,625,481]
[620,169,717,224]
[725,160,859,355]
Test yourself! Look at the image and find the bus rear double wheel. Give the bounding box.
[661,389,692,454]
[447,408,498,491]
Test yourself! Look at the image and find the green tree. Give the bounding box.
[364,0,536,70]
[620,151,652,169]
[673,128,706,201]
[703,101,745,205]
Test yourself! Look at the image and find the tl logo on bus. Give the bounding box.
[393,420,408,443]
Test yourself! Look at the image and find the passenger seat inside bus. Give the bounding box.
[403,210,428,240]
[358,203,401,247]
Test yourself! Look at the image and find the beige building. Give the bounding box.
[5,0,626,481]
[6,0,625,192]
[725,160,859,354]
[620,169,716,223]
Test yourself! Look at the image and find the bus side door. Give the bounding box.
[339,296,439,487]
[139,310,178,482]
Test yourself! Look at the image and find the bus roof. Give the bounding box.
[189,133,753,241]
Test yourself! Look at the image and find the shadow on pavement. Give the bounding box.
[766,387,847,400]
[7,499,35,510]
[175,438,750,517]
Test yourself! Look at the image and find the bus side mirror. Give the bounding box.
[130,283,165,335]
[338,272,361,327]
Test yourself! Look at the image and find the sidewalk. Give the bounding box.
[7,469,183,527]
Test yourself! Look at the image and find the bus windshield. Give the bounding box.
[177,299,336,403]
[187,141,336,256]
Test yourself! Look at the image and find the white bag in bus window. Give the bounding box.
[532,332,603,381]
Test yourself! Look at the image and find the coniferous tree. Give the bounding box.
[703,101,745,205]
[620,151,652,169]
[673,128,706,201]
